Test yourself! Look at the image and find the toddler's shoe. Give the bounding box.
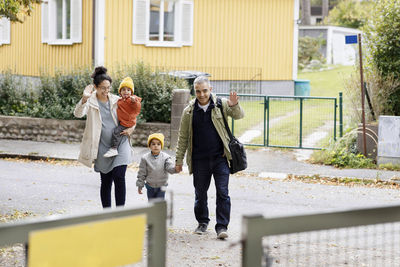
[104,148,118,158]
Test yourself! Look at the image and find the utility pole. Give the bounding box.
[358,34,367,157]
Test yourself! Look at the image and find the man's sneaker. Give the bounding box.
[194,223,208,235]
[104,148,118,158]
[217,228,228,240]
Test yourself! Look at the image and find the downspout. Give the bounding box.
[94,0,105,67]
[292,0,300,80]
[92,0,96,66]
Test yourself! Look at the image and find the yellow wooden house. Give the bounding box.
[0,0,300,95]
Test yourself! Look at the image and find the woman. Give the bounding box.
[74,66,134,208]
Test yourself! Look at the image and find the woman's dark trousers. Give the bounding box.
[100,165,127,208]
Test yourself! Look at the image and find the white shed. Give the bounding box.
[299,26,361,66]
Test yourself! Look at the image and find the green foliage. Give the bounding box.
[311,128,376,168]
[323,0,374,29]
[298,36,326,70]
[0,71,35,116]
[0,0,41,22]
[344,66,400,124]
[112,62,189,123]
[0,64,188,123]
[363,0,400,115]
[29,68,92,119]
[378,163,400,171]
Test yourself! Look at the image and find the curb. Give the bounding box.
[0,153,76,162]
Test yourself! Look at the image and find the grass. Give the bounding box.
[253,104,335,146]
[297,65,355,97]
[225,65,355,146]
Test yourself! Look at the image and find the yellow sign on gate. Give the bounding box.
[28,214,147,267]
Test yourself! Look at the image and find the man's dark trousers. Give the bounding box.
[193,156,231,231]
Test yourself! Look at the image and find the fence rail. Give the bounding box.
[242,205,400,267]
[0,201,167,267]
[216,93,343,149]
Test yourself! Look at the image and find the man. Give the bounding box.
[175,76,244,239]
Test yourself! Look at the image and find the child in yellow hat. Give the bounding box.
[136,133,177,201]
[104,77,142,157]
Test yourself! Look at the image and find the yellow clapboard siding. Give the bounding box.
[0,1,92,76]
[105,0,294,81]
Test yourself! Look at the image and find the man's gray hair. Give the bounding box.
[193,76,210,87]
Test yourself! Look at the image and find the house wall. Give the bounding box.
[104,0,295,82]
[0,2,93,76]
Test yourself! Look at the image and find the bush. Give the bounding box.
[298,36,326,70]
[112,62,188,123]
[0,64,188,123]
[344,66,400,124]
[363,0,400,115]
[0,71,36,116]
[30,68,92,119]
[311,128,376,168]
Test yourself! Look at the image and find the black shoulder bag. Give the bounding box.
[217,98,247,174]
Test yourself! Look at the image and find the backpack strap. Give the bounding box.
[217,97,234,141]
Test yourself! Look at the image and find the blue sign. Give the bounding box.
[345,35,358,44]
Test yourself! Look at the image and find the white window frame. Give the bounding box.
[41,0,82,45]
[132,0,193,47]
[0,17,11,46]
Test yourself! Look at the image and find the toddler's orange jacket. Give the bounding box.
[117,96,142,127]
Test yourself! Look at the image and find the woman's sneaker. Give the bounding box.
[104,148,118,158]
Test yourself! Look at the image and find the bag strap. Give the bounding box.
[217,97,234,141]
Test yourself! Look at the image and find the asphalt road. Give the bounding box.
[1,159,400,266]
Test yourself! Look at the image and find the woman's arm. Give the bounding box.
[74,98,88,118]
[74,85,93,118]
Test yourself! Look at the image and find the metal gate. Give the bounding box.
[216,93,343,149]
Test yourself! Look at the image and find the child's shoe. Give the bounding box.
[104,148,118,157]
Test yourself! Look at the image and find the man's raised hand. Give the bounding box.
[227,91,239,106]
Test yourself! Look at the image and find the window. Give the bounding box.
[133,0,193,47]
[41,0,82,45]
[0,18,11,46]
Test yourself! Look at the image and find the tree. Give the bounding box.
[0,0,42,23]
[323,0,374,29]
[363,0,400,115]
[301,0,311,25]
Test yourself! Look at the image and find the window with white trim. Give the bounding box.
[0,17,11,46]
[133,0,193,47]
[41,0,82,45]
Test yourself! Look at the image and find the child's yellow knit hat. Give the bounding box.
[147,133,165,149]
[118,77,134,95]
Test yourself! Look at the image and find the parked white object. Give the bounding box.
[377,116,400,165]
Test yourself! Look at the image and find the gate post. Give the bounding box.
[339,92,343,138]
[266,96,270,146]
[299,97,303,148]
[263,96,267,146]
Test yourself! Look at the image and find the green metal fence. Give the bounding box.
[241,205,400,267]
[0,201,167,267]
[216,92,343,149]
